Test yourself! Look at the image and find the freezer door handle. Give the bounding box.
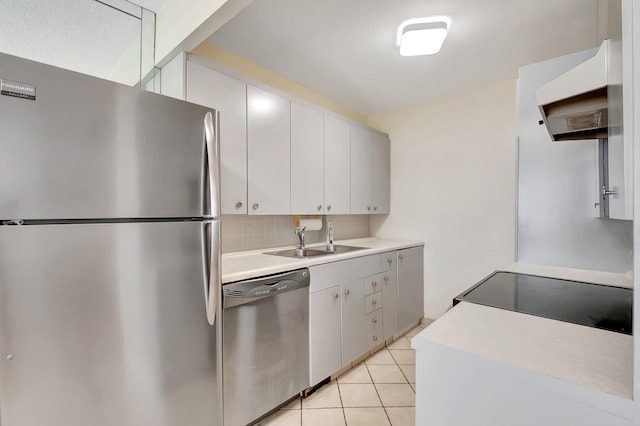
[203,220,221,325]
[204,111,221,218]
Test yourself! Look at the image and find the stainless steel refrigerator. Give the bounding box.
[0,52,222,426]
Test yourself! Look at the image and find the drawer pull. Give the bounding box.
[372,299,377,305]
[333,293,339,300]
[384,275,389,282]
[387,258,392,264]
[371,281,377,287]
[373,335,378,341]
[345,289,350,296]
[372,317,378,324]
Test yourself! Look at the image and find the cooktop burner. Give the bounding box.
[453,271,632,335]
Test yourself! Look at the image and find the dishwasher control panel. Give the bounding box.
[223,268,310,302]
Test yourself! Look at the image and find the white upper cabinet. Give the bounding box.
[186,60,248,214]
[350,125,373,214]
[351,125,390,214]
[371,132,390,214]
[247,85,291,215]
[291,102,324,214]
[324,115,351,214]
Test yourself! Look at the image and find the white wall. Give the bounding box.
[369,80,517,319]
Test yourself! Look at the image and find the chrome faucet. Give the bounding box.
[327,223,335,250]
[295,227,306,253]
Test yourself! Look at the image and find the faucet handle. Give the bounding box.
[295,226,306,235]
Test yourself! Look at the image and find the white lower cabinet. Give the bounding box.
[309,286,342,385]
[340,279,365,367]
[397,246,425,332]
[308,247,423,387]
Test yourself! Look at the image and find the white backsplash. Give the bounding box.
[221,215,371,253]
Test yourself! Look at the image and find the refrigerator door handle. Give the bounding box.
[203,111,221,218]
[203,220,221,326]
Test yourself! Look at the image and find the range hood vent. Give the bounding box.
[536,40,614,141]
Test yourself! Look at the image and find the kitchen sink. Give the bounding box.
[266,245,368,259]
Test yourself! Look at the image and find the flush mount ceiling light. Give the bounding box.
[397,16,451,56]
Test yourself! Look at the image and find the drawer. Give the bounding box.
[366,328,383,349]
[365,309,383,332]
[364,292,382,314]
[364,273,384,296]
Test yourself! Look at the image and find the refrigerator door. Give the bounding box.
[0,220,222,426]
[0,53,220,220]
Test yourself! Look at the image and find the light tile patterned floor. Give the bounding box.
[256,323,430,426]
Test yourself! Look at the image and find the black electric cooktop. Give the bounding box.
[454,271,633,335]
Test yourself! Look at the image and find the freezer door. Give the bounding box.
[0,221,222,426]
[0,53,220,219]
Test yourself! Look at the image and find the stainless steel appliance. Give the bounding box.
[454,271,632,335]
[0,53,222,426]
[222,269,310,426]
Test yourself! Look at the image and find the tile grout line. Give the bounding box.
[335,377,347,425]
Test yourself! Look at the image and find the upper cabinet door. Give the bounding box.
[324,115,351,214]
[350,125,373,214]
[371,133,390,214]
[186,61,248,214]
[291,102,324,214]
[247,85,291,215]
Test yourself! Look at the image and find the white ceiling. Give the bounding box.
[208,0,600,116]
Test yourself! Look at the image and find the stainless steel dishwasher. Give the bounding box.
[222,268,310,426]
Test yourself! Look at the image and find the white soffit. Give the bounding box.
[208,0,599,116]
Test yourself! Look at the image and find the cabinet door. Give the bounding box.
[350,125,372,214]
[397,246,424,332]
[381,253,398,340]
[371,133,390,214]
[291,102,324,214]
[324,115,351,214]
[247,85,291,214]
[341,279,365,367]
[186,61,248,214]
[309,286,342,386]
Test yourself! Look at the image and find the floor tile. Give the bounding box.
[375,384,415,407]
[367,364,407,384]
[365,348,395,365]
[410,383,415,392]
[404,326,423,338]
[385,407,415,426]
[339,383,382,407]
[281,398,302,410]
[398,364,415,383]
[389,349,415,365]
[421,318,434,328]
[258,408,301,426]
[387,337,411,350]
[301,408,345,426]
[343,408,390,426]
[338,363,372,384]
[302,383,342,409]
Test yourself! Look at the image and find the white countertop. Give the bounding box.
[413,301,633,400]
[221,237,424,283]
[506,262,633,288]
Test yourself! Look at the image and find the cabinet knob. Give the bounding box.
[345,289,350,296]
[372,299,377,305]
[373,335,378,341]
[333,293,340,300]
[371,281,377,287]
[317,205,322,211]
[367,206,371,211]
[387,258,392,264]
[399,254,404,260]
[252,203,260,211]
[384,276,389,282]
[327,205,332,211]
[235,201,243,209]
[373,206,378,212]
[372,317,378,324]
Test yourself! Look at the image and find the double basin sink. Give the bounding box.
[266,244,367,259]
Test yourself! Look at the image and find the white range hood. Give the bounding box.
[536,40,616,141]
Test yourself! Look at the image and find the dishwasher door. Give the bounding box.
[222,269,310,426]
